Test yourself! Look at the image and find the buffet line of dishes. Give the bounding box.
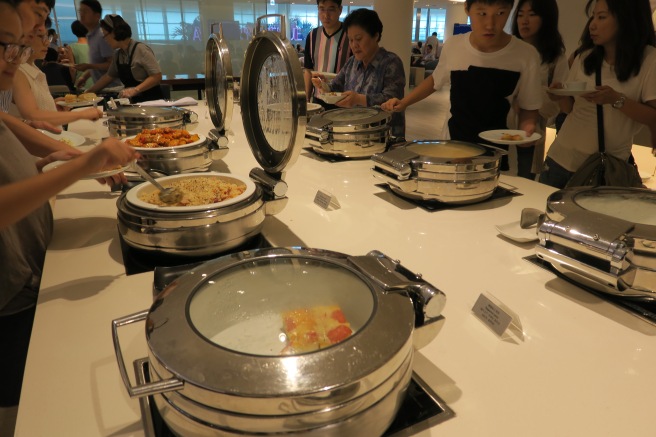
[74,14,655,437]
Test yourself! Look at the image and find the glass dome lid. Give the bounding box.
[145,248,417,396]
[189,256,374,356]
[573,189,656,226]
[240,15,306,175]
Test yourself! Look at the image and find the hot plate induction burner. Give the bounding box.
[375,183,521,212]
[524,255,656,326]
[119,232,271,276]
[133,358,455,437]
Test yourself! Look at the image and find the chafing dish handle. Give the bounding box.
[250,167,288,198]
[111,310,184,398]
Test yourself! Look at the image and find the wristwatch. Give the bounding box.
[612,95,626,109]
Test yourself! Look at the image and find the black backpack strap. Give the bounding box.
[595,63,605,153]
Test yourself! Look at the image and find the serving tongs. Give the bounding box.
[130,163,183,204]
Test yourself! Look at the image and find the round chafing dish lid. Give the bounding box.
[106,106,185,123]
[308,107,391,131]
[146,248,416,395]
[240,15,306,174]
[205,26,234,132]
[573,189,656,226]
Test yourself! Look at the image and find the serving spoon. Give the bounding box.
[130,163,183,204]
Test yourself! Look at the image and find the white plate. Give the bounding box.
[42,160,130,179]
[318,92,345,104]
[479,129,542,145]
[37,129,86,147]
[56,97,104,108]
[307,102,322,111]
[125,172,256,212]
[124,131,206,150]
[312,71,337,80]
[546,88,591,97]
[495,221,538,243]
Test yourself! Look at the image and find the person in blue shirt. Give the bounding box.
[313,8,405,137]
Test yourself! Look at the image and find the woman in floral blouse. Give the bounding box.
[313,8,406,137]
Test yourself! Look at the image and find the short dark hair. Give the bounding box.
[465,0,514,8]
[80,0,102,15]
[100,13,131,41]
[344,8,382,42]
[71,19,88,38]
[36,0,55,11]
[317,0,342,6]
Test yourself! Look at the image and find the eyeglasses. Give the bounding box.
[0,42,33,63]
[39,34,54,45]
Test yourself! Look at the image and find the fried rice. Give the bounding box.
[138,177,247,207]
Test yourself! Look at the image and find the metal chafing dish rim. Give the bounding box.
[205,23,234,135]
[145,254,413,394]
[536,187,656,299]
[307,107,391,134]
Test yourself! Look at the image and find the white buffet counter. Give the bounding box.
[15,103,656,437]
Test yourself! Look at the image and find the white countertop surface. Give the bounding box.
[15,103,656,437]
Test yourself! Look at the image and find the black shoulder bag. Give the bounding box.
[565,65,643,188]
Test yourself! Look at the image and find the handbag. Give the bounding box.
[565,66,643,188]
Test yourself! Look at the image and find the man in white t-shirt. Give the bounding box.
[382,0,542,170]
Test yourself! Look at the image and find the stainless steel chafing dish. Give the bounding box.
[106,105,198,138]
[371,140,507,204]
[108,105,227,175]
[116,14,306,256]
[306,107,391,158]
[536,187,656,300]
[112,248,447,437]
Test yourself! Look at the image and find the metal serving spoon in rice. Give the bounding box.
[130,163,183,204]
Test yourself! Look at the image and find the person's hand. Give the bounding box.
[78,107,103,121]
[311,76,330,93]
[25,120,62,134]
[54,97,71,112]
[83,137,139,184]
[582,85,622,106]
[381,97,405,112]
[119,87,140,99]
[335,91,359,108]
[35,148,82,172]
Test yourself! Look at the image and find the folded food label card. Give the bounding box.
[314,189,340,211]
[472,292,523,341]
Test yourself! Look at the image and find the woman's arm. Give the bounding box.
[12,70,101,126]
[584,89,656,127]
[120,72,162,99]
[381,75,435,112]
[0,112,79,158]
[0,138,137,230]
[85,74,115,94]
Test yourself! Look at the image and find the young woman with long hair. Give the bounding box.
[510,0,568,180]
[540,0,656,188]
